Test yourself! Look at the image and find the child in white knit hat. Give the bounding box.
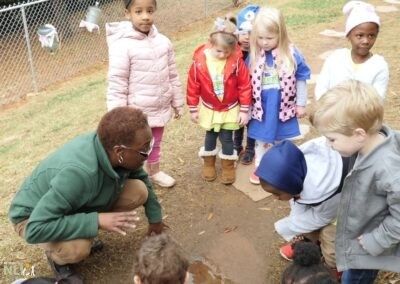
[315,1,389,100]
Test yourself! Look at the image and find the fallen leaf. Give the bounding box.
[258,207,271,211]
[224,226,238,233]
[207,213,214,220]
[162,215,168,220]
[198,230,205,235]
[178,157,184,163]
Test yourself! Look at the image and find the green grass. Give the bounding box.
[282,0,346,27]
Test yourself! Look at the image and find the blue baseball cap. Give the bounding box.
[256,140,307,195]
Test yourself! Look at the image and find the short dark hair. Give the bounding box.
[124,0,157,10]
[97,107,149,151]
[281,242,337,284]
[134,233,189,284]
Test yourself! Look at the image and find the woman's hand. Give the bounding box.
[98,211,140,236]
[238,112,249,127]
[296,106,307,118]
[147,222,169,236]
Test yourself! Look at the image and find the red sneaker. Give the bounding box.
[279,243,294,261]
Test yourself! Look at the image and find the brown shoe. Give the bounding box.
[219,151,238,185]
[199,147,218,181]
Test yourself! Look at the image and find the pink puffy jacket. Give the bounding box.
[106,21,184,127]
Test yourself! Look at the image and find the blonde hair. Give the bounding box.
[209,18,238,50]
[249,7,295,73]
[310,80,384,136]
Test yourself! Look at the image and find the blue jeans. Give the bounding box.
[204,129,234,155]
[341,269,379,284]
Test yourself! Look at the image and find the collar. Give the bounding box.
[94,134,120,180]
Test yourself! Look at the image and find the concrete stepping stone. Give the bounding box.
[233,124,311,201]
[233,162,271,202]
[376,5,399,12]
[319,29,346,38]
[308,74,319,85]
[384,0,400,4]
[318,49,335,60]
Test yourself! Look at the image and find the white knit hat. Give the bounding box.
[343,1,380,35]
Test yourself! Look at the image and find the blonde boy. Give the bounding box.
[311,80,400,283]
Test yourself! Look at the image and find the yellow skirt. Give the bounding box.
[198,104,240,132]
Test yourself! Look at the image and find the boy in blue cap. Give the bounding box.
[233,4,260,164]
[256,138,344,274]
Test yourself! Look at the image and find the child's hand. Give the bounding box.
[190,111,199,123]
[358,235,366,250]
[238,112,249,126]
[296,106,307,118]
[173,107,183,119]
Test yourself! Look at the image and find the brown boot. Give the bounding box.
[198,147,218,181]
[219,151,238,185]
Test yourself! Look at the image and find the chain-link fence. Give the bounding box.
[0,0,234,106]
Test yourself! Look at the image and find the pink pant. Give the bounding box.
[148,127,164,164]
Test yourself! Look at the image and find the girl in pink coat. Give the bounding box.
[106,0,184,188]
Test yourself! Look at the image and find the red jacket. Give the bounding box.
[186,44,252,113]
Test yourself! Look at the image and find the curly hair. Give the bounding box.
[281,242,337,284]
[134,233,189,284]
[97,107,149,151]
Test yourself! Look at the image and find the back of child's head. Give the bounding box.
[281,242,337,284]
[256,140,307,195]
[209,18,238,50]
[343,1,380,36]
[124,0,157,10]
[310,80,384,136]
[134,233,189,284]
[249,7,295,72]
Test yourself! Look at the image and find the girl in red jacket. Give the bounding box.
[186,18,252,185]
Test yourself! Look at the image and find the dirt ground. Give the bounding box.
[77,4,399,284]
[1,1,399,284]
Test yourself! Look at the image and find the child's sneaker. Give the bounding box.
[279,243,294,261]
[151,171,176,188]
[249,172,260,184]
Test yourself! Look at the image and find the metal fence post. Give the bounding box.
[21,6,38,93]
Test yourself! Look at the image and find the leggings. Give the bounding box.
[204,129,234,155]
[147,127,164,164]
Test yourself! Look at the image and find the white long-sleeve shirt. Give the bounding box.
[274,137,343,241]
[314,48,389,100]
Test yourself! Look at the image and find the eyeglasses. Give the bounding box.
[116,138,154,159]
